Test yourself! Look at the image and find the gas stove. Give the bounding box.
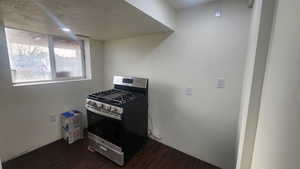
[86,76,148,166]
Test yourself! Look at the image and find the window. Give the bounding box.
[5,28,87,84]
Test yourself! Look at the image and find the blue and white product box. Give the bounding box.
[61,110,83,144]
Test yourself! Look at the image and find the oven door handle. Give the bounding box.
[100,146,108,152]
[85,105,121,120]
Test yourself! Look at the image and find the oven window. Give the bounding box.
[87,110,123,147]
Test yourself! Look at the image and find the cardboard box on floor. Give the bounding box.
[61,110,83,144]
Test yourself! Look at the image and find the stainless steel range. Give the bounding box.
[86,76,148,166]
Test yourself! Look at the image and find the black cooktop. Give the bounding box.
[88,89,140,105]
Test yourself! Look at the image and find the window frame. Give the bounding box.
[49,35,87,81]
[5,27,89,85]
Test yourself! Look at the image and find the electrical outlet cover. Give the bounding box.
[216,78,225,88]
[49,114,57,122]
[185,88,193,96]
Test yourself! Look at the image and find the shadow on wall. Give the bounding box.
[148,80,178,137]
[104,32,173,89]
[120,32,172,62]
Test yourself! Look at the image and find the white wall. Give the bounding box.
[103,1,251,169]
[125,0,176,30]
[0,21,104,161]
[235,0,275,169]
[251,1,300,169]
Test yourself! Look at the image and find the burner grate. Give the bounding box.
[89,89,137,105]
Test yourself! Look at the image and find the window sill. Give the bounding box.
[13,78,91,87]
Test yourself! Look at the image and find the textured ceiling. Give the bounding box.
[0,0,171,40]
[166,0,216,9]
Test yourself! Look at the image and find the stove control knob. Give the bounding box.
[97,103,102,109]
[95,104,101,110]
[106,105,111,111]
[101,103,104,108]
[89,101,95,106]
[87,100,92,105]
[111,107,117,112]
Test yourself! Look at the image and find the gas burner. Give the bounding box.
[92,89,119,97]
[112,93,135,104]
[89,89,137,105]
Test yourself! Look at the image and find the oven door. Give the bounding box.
[87,110,123,148]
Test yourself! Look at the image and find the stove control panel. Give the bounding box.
[86,99,123,120]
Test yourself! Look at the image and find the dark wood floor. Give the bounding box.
[3,138,220,169]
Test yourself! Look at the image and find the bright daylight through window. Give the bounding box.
[5,28,86,84]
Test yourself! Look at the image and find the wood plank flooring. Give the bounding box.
[3,138,221,169]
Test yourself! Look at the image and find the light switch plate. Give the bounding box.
[216,78,225,88]
[49,114,57,122]
[185,88,193,96]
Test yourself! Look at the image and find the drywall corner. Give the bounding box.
[235,0,276,169]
